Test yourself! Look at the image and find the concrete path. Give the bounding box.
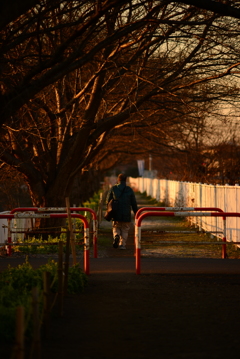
[1,256,240,275]
[89,256,240,275]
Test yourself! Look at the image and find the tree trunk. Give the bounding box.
[26,170,103,238]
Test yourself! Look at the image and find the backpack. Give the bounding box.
[104,187,126,221]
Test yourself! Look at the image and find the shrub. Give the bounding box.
[0,259,87,341]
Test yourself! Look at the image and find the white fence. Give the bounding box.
[0,213,9,244]
[129,177,240,244]
[0,214,35,244]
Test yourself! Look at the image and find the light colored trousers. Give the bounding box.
[112,221,131,246]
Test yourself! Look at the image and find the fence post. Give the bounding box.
[64,230,70,295]
[58,241,64,316]
[84,226,90,275]
[135,224,141,275]
[65,197,77,265]
[98,192,103,224]
[222,216,227,259]
[30,287,41,359]
[7,218,12,256]
[14,306,25,359]
[43,271,51,338]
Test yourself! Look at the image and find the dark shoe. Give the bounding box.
[113,234,120,248]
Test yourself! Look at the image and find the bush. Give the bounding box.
[0,259,87,341]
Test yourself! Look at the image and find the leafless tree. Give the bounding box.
[1,1,240,213]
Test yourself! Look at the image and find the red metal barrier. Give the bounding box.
[2,213,90,275]
[9,207,98,258]
[135,206,224,219]
[135,206,227,259]
[135,211,239,275]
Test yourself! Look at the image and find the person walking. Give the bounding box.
[106,173,138,249]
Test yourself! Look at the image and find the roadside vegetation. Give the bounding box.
[0,258,87,342]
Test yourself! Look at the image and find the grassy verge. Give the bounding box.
[135,191,240,259]
[13,236,84,255]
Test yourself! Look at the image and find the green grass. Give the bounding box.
[140,217,240,259]
[13,235,84,255]
[136,191,165,206]
[136,191,240,259]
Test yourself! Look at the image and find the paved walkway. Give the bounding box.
[1,256,240,275]
[89,256,240,275]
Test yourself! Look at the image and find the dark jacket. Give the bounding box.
[106,181,138,222]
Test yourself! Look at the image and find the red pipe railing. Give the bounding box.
[135,206,226,258]
[2,213,90,275]
[8,207,98,258]
[135,206,224,219]
[135,211,240,274]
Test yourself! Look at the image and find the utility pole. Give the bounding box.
[149,154,152,171]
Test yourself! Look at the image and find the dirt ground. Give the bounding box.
[2,195,240,358]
